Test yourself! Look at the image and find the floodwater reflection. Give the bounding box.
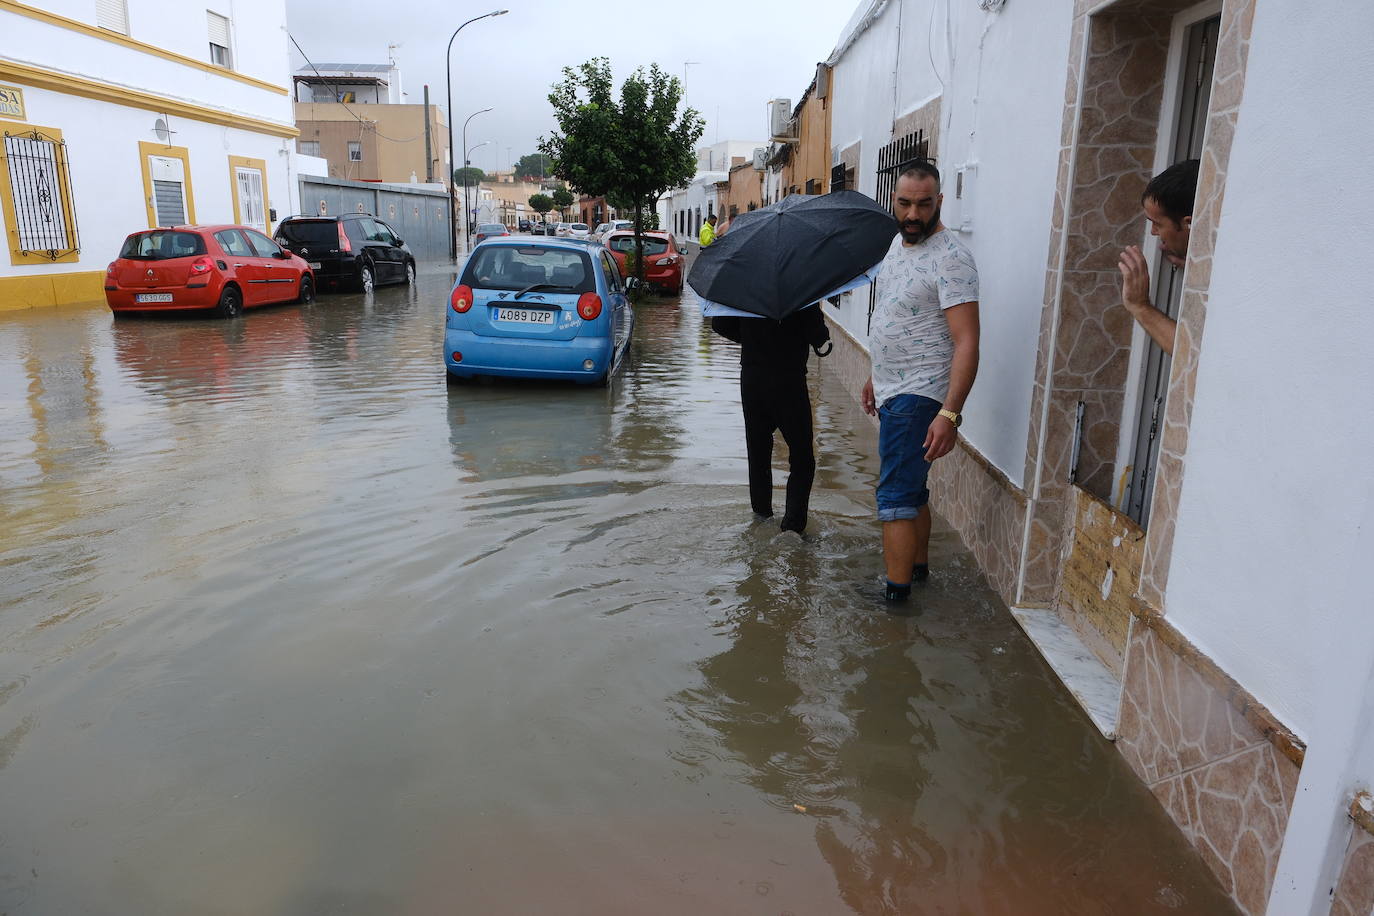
[0,271,1235,914]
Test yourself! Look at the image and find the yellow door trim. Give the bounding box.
[0,121,81,265]
[0,269,104,310]
[0,0,289,96]
[139,140,196,229]
[227,154,269,232]
[0,60,298,139]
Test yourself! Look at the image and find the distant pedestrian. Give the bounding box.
[861,162,980,604]
[712,307,831,534]
[699,214,719,247]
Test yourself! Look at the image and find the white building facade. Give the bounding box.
[819,1,1374,913]
[0,0,299,311]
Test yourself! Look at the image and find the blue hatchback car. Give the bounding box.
[445,238,634,385]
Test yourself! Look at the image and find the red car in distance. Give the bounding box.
[105,225,315,318]
[603,230,686,296]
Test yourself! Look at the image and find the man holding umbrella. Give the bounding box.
[861,163,980,604]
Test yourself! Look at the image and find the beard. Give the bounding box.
[898,206,941,244]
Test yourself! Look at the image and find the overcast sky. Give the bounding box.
[285,0,858,175]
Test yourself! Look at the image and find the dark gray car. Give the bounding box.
[275,213,416,294]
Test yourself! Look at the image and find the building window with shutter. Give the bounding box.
[0,125,82,264]
[207,11,232,68]
[298,140,320,157]
[137,141,196,229]
[348,141,362,162]
[96,0,129,35]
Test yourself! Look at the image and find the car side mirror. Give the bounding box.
[274,249,290,259]
[393,237,404,246]
[625,277,642,291]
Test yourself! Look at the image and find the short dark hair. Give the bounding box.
[1142,159,1200,225]
[897,159,941,189]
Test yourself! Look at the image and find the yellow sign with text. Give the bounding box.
[0,85,25,120]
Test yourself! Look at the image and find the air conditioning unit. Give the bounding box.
[768,99,796,142]
[751,147,767,171]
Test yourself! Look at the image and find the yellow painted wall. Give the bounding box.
[0,270,105,310]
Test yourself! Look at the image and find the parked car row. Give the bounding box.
[105,213,417,318]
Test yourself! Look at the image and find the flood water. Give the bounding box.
[0,266,1236,914]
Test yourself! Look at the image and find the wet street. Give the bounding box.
[0,265,1236,915]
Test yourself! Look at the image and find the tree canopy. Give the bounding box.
[550,188,574,216]
[540,58,704,283]
[528,193,554,216]
[512,152,553,181]
[453,166,485,185]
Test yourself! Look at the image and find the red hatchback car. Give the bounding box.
[105,225,315,318]
[603,230,686,295]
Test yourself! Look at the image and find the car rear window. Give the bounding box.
[276,220,338,246]
[119,230,206,260]
[462,246,595,294]
[571,224,588,231]
[607,235,670,256]
[478,224,506,233]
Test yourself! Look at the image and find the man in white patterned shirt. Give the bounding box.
[861,163,981,605]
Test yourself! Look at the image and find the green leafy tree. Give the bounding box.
[540,58,704,286]
[550,187,574,220]
[453,166,485,185]
[528,193,554,220]
[513,152,553,181]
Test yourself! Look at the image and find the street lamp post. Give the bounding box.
[445,9,508,263]
[463,138,491,252]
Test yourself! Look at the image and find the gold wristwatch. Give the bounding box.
[938,408,963,428]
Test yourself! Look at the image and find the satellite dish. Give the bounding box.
[153,117,171,142]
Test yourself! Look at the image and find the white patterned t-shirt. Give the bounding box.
[869,230,979,406]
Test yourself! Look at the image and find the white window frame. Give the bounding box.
[234,165,266,233]
[207,10,232,69]
[298,140,321,157]
[347,141,362,162]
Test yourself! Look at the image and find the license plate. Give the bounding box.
[495,307,554,325]
[308,261,322,269]
[135,293,172,303]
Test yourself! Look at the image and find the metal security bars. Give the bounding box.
[867,129,932,333]
[874,129,931,215]
[2,128,81,260]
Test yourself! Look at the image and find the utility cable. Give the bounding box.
[288,33,425,144]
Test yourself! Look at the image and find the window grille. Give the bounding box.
[298,140,320,157]
[2,128,81,260]
[348,141,362,162]
[868,129,933,333]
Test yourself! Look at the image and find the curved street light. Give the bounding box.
[461,118,493,254]
[467,140,494,247]
[445,9,508,262]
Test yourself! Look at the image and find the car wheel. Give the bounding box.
[296,275,315,304]
[404,261,416,286]
[359,262,375,294]
[215,285,244,318]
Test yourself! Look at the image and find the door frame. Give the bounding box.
[1110,0,1222,519]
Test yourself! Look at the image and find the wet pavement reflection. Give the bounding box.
[0,266,1235,914]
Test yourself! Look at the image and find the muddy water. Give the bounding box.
[0,269,1235,914]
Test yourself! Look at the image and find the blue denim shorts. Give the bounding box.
[877,393,942,521]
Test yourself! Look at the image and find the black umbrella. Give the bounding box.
[687,190,895,321]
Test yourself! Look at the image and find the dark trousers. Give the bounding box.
[740,369,815,532]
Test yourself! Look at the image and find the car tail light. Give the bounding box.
[577,292,602,320]
[450,284,474,313]
[190,256,214,274]
[337,221,352,253]
[451,352,462,362]
[105,262,116,277]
